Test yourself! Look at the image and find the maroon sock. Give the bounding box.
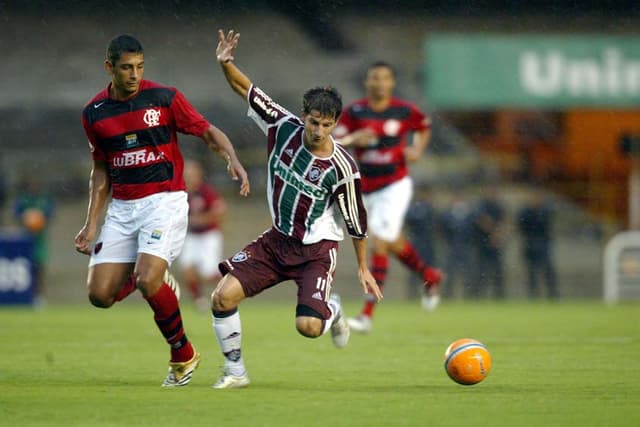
[115,274,137,302]
[396,241,427,274]
[362,254,388,318]
[396,241,441,286]
[145,283,194,362]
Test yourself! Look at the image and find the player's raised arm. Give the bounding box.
[217,29,252,100]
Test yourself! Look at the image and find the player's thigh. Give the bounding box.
[134,252,168,297]
[219,231,285,299]
[137,191,188,265]
[87,262,134,298]
[366,177,414,242]
[294,243,338,320]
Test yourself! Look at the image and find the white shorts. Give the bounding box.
[364,176,413,242]
[89,191,189,267]
[178,229,223,278]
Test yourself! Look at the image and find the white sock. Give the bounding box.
[212,310,246,376]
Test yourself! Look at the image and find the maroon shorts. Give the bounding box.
[219,228,339,319]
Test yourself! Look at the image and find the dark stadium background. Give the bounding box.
[1,0,638,303]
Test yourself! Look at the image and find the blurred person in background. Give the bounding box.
[517,190,558,299]
[439,189,474,299]
[74,34,249,387]
[179,159,227,311]
[211,29,382,388]
[472,185,507,299]
[405,188,438,300]
[334,61,443,333]
[13,177,55,307]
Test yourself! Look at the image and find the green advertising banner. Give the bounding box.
[425,34,640,109]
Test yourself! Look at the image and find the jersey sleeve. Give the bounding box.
[171,89,211,137]
[82,113,106,162]
[409,103,431,132]
[332,147,368,238]
[246,85,294,135]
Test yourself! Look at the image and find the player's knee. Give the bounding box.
[295,305,325,338]
[211,288,235,312]
[88,287,115,308]
[295,316,323,338]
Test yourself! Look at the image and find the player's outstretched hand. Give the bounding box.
[227,157,250,197]
[358,267,383,302]
[74,224,96,255]
[217,29,240,64]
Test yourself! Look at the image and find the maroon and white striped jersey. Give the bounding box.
[246,85,367,244]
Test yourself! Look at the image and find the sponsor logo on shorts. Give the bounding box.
[151,229,163,240]
[232,251,248,262]
[308,166,322,182]
[94,242,103,254]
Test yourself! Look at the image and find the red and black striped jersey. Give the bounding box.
[334,98,430,193]
[82,80,211,200]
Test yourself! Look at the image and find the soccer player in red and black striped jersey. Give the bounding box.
[334,61,443,334]
[208,30,382,389]
[74,34,250,387]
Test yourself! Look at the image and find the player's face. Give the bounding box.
[105,52,145,98]
[365,66,395,101]
[302,110,338,149]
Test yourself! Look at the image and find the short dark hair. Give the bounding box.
[106,34,144,65]
[302,87,343,121]
[366,61,396,78]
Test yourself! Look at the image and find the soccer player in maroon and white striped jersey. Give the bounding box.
[74,34,249,387]
[209,30,383,389]
[334,61,443,334]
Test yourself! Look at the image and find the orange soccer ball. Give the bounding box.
[22,208,47,233]
[444,338,492,385]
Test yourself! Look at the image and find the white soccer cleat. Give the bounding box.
[164,270,181,301]
[346,314,372,334]
[212,370,251,389]
[161,352,201,387]
[329,294,350,348]
[421,293,441,312]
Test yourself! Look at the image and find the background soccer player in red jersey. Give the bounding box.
[334,61,443,333]
[74,34,249,387]
[209,29,382,389]
[178,159,227,311]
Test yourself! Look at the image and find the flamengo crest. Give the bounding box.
[143,108,161,127]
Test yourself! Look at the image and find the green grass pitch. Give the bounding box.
[1,299,639,427]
